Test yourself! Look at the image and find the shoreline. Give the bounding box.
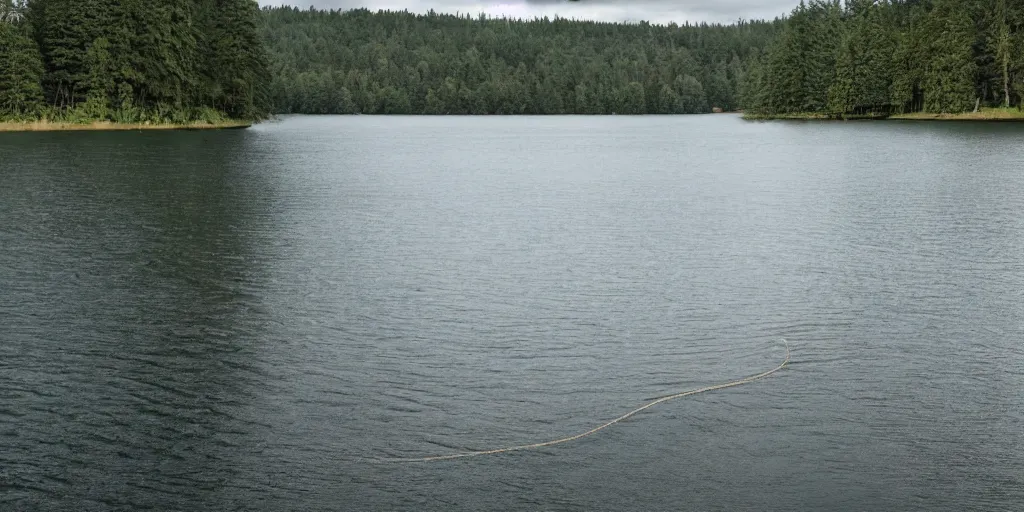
[888,111,1024,121]
[0,120,253,133]
[744,108,1024,122]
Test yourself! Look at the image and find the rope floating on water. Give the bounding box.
[377,338,791,463]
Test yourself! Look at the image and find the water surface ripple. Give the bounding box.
[2,116,1023,511]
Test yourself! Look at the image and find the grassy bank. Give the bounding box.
[743,112,836,120]
[745,107,1024,122]
[743,112,889,121]
[0,119,252,132]
[889,107,1024,121]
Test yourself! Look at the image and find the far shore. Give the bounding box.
[0,120,252,133]
[744,107,1024,122]
[889,109,1024,121]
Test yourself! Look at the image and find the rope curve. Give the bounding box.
[376,338,790,463]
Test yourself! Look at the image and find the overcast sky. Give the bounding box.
[258,0,794,25]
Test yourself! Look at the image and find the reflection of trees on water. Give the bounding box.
[1,129,281,509]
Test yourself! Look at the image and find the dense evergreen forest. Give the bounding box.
[746,0,1024,117]
[6,0,1023,121]
[262,8,781,115]
[0,0,269,123]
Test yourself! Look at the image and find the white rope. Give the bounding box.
[377,338,790,463]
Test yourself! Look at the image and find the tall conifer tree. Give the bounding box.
[923,0,977,113]
[0,1,45,118]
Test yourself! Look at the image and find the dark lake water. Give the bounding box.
[2,115,1023,511]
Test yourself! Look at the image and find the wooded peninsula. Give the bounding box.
[0,0,270,128]
[2,0,1023,128]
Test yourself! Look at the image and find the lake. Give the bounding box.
[2,115,1023,511]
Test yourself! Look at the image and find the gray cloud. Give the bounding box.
[259,0,793,24]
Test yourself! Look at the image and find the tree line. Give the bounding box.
[8,0,1020,121]
[0,0,270,123]
[745,0,1024,117]
[262,7,781,115]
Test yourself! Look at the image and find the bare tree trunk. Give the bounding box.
[1004,56,1011,108]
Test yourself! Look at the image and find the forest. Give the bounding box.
[263,1,1024,117]
[261,8,781,115]
[746,0,1024,117]
[0,0,269,124]
[4,0,1024,121]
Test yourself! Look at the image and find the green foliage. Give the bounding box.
[738,56,767,111]
[201,0,271,119]
[748,0,1024,117]
[261,8,783,115]
[676,75,709,113]
[755,1,842,115]
[0,0,269,122]
[657,84,682,113]
[0,18,45,119]
[890,12,926,114]
[15,0,1020,121]
[81,37,113,118]
[828,0,896,115]
[988,0,1015,107]
[922,0,977,113]
[619,81,646,115]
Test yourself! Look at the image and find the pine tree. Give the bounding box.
[0,6,45,118]
[199,0,270,119]
[1,0,271,122]
[923,0,977,113]
[828,0,896,116]
[37,0,116,109]
[676,75,708,114]
[738,55,767,112]
[799,0,841,112]
[611,82,642,115]
[258,7,782,116]
[536,77,565,114]
[378,85,410,114]
[747,0,1024,115]
[120,0,197,114]
[1016,4,1024,109]
[858,2,896,112]
[337,86,356,114]
[658,84,682,113]
[890,5,927,113]
[424,88,445,114]
[762,2,809,113]
[988,0,1014,107]
[81,37,114,118]
[705,62,733,111]
[828,29,856,115]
